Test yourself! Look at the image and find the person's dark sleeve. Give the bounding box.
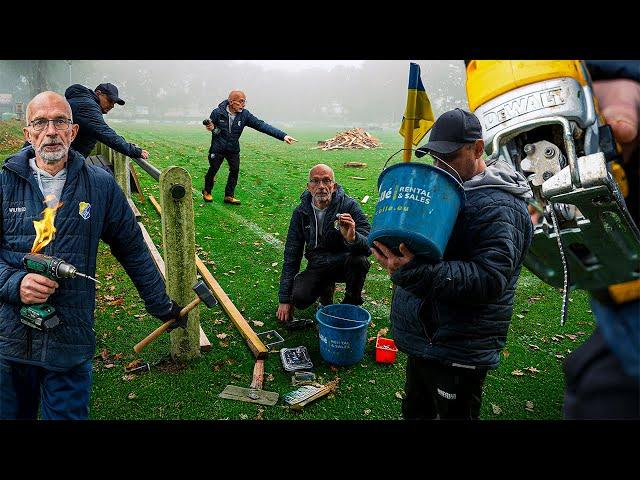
[76,103,143,159]
[344,198,371,255]
[391,203,523,302]
[100,174,172,318]
[586,61,640,83]
[278,210,305,303]
[244,110,287,141]
[0,183,27,305]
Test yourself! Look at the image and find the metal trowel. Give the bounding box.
[219,359,279,406]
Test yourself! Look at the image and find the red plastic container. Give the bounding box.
[375,337,398,364]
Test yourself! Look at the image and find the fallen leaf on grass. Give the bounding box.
[216,333,228,339]
[566,334,577,341]
[511,369,524,376]
[255,408,265,420]
[239,414,248,420]
[114,353,123,360]
[329,365,339,372]
[363,409,371,415]
[551,336,560,342]
[369,379,376,384]
[367,336,376,343]
[525,400,534,412]
[555,354,565,360]
[491,403,502,415]
[252,320,264,327]
[105,363,115,369]
[219,340,229,348]
[377,327,389,337]
[266,373,274,382]
[122,374,137,381]
[524,367,540,375]
[528,344,540,351]
[395,391,405,400]
[127,392,137,400]
[100,348,109,361]
[271,262,278,267]
[502,349,510,358]
[116,326,123,331]
[516,314,525,319]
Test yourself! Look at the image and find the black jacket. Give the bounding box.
[208,100,286,154]
[64,84,142,159]
[278,185,371,303]
[389,160,533,369]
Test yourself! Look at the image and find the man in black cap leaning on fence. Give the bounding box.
[372,108,533,419]
[63,82,150,161]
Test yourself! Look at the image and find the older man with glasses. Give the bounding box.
[202,90,297,205]
[276,164,371,326]
[0,91,183,419]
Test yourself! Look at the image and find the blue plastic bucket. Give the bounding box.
[368,162,465,260]
[315,304,371,366]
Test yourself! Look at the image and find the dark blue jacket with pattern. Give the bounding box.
[0,147,172,371]
[208,100,287,155]
[389,159,533,370]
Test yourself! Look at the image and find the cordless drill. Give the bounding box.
[20,253,98,331]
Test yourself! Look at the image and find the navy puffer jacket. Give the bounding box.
[389,162,533,369]
[208,100,287,154]
[64,84,142,159]
[0,147,171,371]
[278,185,371,303]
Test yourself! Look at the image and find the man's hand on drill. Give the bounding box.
[158,300,187,332]
[593,78,640,163]
[20,273,58,304]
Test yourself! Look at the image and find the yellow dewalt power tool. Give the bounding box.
[466,60,640,315]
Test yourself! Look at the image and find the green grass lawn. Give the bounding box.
[0,120,595,420]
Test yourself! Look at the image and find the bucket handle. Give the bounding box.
[382,148,464,189]
[318,310,369,325]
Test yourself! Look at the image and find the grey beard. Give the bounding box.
[312,192,331,205]
[38,144,68,164]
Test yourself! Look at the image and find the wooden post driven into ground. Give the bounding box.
[113,151,131,198]
[160,167,200,361]
[149,195,268,359]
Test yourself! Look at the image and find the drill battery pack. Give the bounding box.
[20,304,61,331]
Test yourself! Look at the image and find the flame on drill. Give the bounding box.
[31,195,63,253]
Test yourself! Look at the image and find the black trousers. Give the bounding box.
[564,327,640,419]
[292,254,370,309]
[402,356,488,420]
[204,151,240,197]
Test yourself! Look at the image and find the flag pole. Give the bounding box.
[403,64,419,162]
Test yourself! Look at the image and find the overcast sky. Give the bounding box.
[231,60,365,72]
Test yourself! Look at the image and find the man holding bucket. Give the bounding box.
[372,108,533,419]
[276,164,371,324]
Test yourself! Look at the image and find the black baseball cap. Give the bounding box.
[95,83,125,105]
[416,108,482,157]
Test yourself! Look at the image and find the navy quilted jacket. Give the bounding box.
[389,159,533,369]
[0,147,171,371]
[208,100,287,154]
[64,84,142,159]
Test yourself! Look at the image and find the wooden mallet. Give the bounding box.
[133,280,217,353]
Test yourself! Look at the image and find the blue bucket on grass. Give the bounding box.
[368,158,465,260]
[316,304,371,366]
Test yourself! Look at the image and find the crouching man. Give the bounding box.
[276,164,371,323]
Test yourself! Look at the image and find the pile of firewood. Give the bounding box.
[314,128,381,150]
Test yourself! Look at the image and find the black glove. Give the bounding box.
[157,300,186,331]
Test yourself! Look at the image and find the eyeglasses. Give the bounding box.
[309,178,334,186]
[231,99,246,105]
[29,118,72,132]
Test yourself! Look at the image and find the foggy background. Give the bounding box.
[0,60,468,128]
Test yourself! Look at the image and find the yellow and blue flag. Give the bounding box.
[399,62,435,147]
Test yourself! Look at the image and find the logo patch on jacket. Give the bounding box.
[238,121,241,126]
[79,202,91,220]
[8,202,26,214]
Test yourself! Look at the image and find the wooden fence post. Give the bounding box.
[113,151,130,198]
[159,166,200,361]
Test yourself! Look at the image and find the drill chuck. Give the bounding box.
[23,253,97,282]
